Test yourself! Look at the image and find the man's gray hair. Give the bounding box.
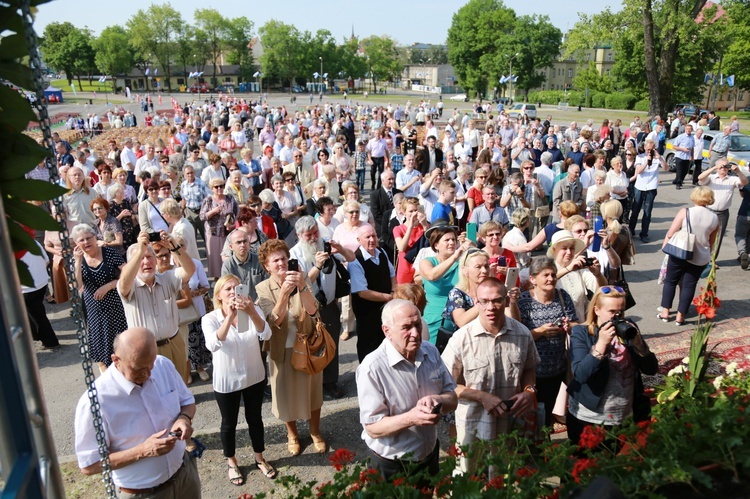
[295,215,317,235]
[540,151,553,166]
[271,174,284,185]
[70,223,95,241]
[313,179,326,189]
[258,189,275,204]
[382,299,418,329]
[126,241,155,261]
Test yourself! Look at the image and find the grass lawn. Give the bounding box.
[50,79,115,93]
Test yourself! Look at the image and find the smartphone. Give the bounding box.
[466,222,478,243]
[235,284,249,333]
[502,399,515,411]
[168,429,182,438]
[431,403,443,414]
[584,257,596,267]
[505,267,519,288]
[148,232,162,242]
[287,259,299,272]
[497,255,507,267]
[323,241,331,254]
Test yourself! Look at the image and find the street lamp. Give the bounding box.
[319,57,323,94]
[508,52,520,103]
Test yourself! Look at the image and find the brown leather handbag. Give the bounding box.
[291,315,336,375]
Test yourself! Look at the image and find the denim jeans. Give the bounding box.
[736,215,750,255]
[628,188,657,239]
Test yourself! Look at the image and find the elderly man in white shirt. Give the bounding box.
[698,158,749,257]
[74,327,200,497]
[356,299,457,484]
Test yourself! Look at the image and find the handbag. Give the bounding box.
[662,208,695,260]
[613,266,637,310]
[333,257,350,299]
[535,205,551,218]
[178,302,200,325]
[291,315,336,375]
[435,316,456,354]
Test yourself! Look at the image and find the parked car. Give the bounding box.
[449,93,469,102]
[665,131,750,171]
[507,103,538,119]
[215,84,235,93]
[188,83,211,93]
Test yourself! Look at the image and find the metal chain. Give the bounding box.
[18,1,117,497]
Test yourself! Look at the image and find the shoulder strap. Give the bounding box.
[684,208,692,233]
[149,201,169,227]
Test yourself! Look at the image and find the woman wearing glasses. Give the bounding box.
[567,286,657,444]
[201,178,239,278]
[91,197,124,256]
[466,167,488,214]
[138,178,170,235]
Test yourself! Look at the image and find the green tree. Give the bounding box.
[174,22,197,88]
[723,0,750,92]
[258,20,304,91]
[447,0,516,98]
[510,15,563,100]
[194,8,225,85]
[39,22,90,86]
[126,3,183,91]
[564,0,725,116]
[93,26,133,92]
[223,16,255,81]
[409,45,448,65]
[573,61,615,95]
[336,36,368,83]
[360,35,403,93]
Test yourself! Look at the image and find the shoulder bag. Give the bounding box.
[613,266,637,310]
[291,314,336,375]
[662,208,695,260]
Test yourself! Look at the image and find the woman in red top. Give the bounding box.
[393,197,430,284]
[479,220,518,283]
[465,166,489,216]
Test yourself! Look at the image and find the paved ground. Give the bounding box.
[29,91,750,496]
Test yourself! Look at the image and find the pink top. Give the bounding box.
[332,222,372,253]
[393,224,425,284]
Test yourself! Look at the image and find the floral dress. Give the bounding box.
[109,199,137,247]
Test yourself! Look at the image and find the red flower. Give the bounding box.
[446,444,464,457]
[486,476,504,489]
[516,466,538,478]
[315,482,332,498]
[329,448,355,471]
[579,425,606,450]
[704,307,717,319]
[393,477,406,487]
[358,469,380,484]
[727,386,737,397]
[572,458,598,484]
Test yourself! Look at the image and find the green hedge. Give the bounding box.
[525,90,589,107]
[634,99,650,112]
[591,92,608,108]
[605,93,637,110]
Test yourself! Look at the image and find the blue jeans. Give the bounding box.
[628,188,657,239]
[355,169,366,191]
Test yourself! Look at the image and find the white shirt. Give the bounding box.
[202,307,271,393]
[701,174,742,211]
[20,242,49,293]
[290,243,339,304]
[633,153,661,191]
[317,217,340,242]
[535,165,555,196]
[120,147,137,171]
[134,155,159,177]
[396,168,421,197]
[74,356,194,489]
[356,340,456,461]
[171,218,199,261]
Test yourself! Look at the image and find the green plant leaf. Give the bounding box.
[3,197,60,230]
[0,84,36,131]
[7,220,43,256]
[0,133,50,180]
[2,179,67,200]
[16,260,32,287]
[0,34,29,60]
[0,61,35,90]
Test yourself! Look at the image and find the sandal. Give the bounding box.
[255,459,278,479]
[310,433,327,454]
[288,436,301,456]
[227,464,244,486]
[657,313,669,323]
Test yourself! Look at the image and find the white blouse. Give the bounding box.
[202,307,272,394]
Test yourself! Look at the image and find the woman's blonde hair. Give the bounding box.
[456,249,489,292]
[585,287,628,336]
[691,185,714,207]
[401,196,420,210]
[212,274,240,311]
[392,283,427,313]
[600,199,623,234]
[565,215,588,231]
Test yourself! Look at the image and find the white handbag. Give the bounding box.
[662,208,696,260]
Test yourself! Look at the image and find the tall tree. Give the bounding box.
[39,22,86,85]
[564,0,724,116]
[174,22,197,86]
[93,26,134,91]
[360,35,402,93]
[336,36,368,83]
[194,8,226,85]
[258,20,304,91]
[223,16,255,81]
[447,0,516,97]
[510,15,562,100]
[722,0,750,92]
[127,3,183,91]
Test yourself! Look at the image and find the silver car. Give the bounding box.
[665,131,750,171]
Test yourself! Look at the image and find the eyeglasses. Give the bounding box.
[293,154,302,158]
[346,210,360,215]
[523,167,534,170]
[160,159,169,163]
[92,206,105,211]
[155,150,163,154]
[285,178,295,182]
[625,153,634,157]
[249,203,261,208]
[147,187,159,191]
[601,286,624,294]
[486,232,502,238]
[213,184,225,188]
[155,253,170,260]
[476,297,507,308]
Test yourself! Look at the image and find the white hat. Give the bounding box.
[547,230,586,258]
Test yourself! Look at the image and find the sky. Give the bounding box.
[33,0,621,45]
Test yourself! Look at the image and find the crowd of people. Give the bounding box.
[25,93,747,492]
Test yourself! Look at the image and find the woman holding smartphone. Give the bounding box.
[202,274,275,485]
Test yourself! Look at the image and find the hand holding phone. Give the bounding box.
[431,403,443,414]
[235,284,250,332]
[287,258,299,272]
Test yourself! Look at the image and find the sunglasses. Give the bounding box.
[160,160,169,163]
[601,286,624,294]
[147,187,159,191]
[249,203,261,208]
[213,184,225,188]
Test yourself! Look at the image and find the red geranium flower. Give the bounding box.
[516,466,538,478]
[486,475,504,489]
[579,425,606,450]
[572,458,598,484]
[329,448,355,471]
